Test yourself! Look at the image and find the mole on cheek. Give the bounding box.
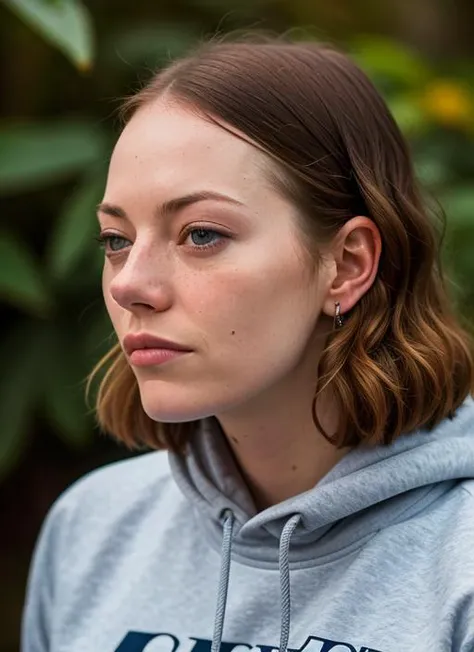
[231,330,235,335]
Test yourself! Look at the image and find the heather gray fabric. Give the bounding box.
[22,396,474,652]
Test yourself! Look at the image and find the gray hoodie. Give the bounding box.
[22,396,474,652]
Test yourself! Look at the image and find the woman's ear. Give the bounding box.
[322,216,382,317]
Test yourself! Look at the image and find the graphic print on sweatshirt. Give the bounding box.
[113,631,384,652]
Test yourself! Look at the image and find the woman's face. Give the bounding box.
[99,99,336,423]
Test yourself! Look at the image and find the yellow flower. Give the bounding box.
[421,80,473,127]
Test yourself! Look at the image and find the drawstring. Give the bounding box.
[211,509,235,652]
[211,510,302,652]
[278,514,301,652]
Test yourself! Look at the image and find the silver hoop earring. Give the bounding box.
[334,302,344,329]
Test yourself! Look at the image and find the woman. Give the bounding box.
[22,35,474,652]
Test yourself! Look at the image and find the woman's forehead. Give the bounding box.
[106,101,282,210]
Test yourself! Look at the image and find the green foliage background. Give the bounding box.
[1,1,474,649]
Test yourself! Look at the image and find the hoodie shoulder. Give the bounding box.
[62,449,170,499]
[32,450,178,576]
[49,450,172,526]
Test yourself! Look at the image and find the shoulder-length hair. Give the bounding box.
[87,34,474,453]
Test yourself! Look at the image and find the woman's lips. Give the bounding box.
[129,348,191,367]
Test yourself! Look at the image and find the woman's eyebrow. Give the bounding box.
[96,190,245,221]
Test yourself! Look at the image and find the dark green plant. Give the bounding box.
[2,0,94,69]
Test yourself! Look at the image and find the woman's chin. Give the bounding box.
[141,400,214,424]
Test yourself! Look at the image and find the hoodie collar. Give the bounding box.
[169,395,474,565]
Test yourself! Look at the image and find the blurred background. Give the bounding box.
[1,0,474,649]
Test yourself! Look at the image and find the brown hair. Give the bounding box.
[87,33,474,453]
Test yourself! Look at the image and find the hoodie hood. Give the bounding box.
[169,395,474,566]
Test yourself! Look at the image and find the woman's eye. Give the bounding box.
[95,234,131,253]
[183,227,227,251]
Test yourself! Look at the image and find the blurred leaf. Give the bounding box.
[3,0,94,70]
[414,155,450,188]
[440,187,474,227]
[41,326,94,449]
[0,121,106,195]
[388,95,427,135]
[0,231,51,315]
[351,36,431,87]
[0,322,48,481]
[47,170,106,281]
[108,23,199,68]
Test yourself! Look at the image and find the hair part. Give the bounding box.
[87,33,474,451]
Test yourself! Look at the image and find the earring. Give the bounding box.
[334,302,344,329]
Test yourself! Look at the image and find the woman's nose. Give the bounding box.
[108,248,172,314]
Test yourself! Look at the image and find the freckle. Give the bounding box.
[292,465,297,471]
[231,330,235,335]
[231,436,238,444]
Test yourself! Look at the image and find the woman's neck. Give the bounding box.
[216,385,349,511]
